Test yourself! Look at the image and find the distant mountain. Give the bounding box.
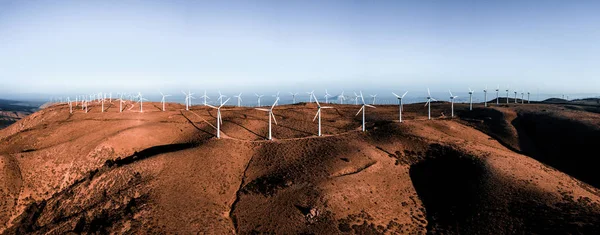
[0,99,41,129]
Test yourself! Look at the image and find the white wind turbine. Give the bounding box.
[506,86,510,104]
[234,93,243,107]
[521,91,525,104]
[306,90,314,103]
[159,91,171,111]
[353,92,359,105]
[449,90,458,117]
[84,98,89,113]
[255,93,264,106]
[218,91,227,106]
[392,91,408,122]
[483,85,488,107]
[425,88,437,120]
[468,88,474,111]
[101,93,105,113]
[137,92,148,112]
[201,90,210,106]
[68,97,73,114]
[182,90,194,111]
[527,91,531,103]
[324,90,333,104]
[289,92,298,104]
[370,94,377,105]
[117,95,127,113]
[207,97,230,139]
[338,91,346,104]
[312,93,333,136]
[355,91,376,132]
[495,85,500,105]
[256,97,279,140]
[514,91,518,104]
[272,91,280,106]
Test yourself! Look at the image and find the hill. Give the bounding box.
[1,101,599,234]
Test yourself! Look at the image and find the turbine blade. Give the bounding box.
[355,106,364,116]
[313,109,319,122]
[255,108,269,112]
[206,104,217,109]
[402,91,408,98]
[313,93,320,106]
[392,92,400,98]
[365,104,376,108]
[271,112,278,125]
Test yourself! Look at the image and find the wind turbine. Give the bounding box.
[392,91,408,122]
[495,85,500,105]
[234,93,242,107]
[218,91,227,106]
[201,90,210,106]
[159,91,171,111]
[137,92,148,112]
[312,93,333,136]
[207,98,230,139]
[483,86,488,107]
[68,97,73,114]
[449,90,458,117]
[353,92,359,105]
[182,91,194,111]
[272,91,280,106]
[306,90,314,103]
[338,91,346,104]
[425,88,437,120]
[521,91,525,104]
[370,94,377,105]
[101,94,105,113]
[355,91,375,132]
[255,93,264,106]
[527,91,531,103]
[324,90,332,104]
[506,86,510,104]
[289,92,298,104]
[117,95,126,113]
[468,88,474,111]
[514,91,518,104]
[256,97,279,140]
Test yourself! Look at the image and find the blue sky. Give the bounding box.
[0,0,599,99]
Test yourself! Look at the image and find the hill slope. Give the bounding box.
[1,101,599,234]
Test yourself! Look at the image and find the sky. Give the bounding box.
[0,0,599,101]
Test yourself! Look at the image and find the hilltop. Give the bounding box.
[1,100,599,234]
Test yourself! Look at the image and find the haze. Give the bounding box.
[1,0,599,100]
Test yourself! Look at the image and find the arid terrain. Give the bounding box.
[1,99,599,234]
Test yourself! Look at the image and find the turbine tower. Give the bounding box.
[449,90,458,117]
[355,91,375,132]
[234,93,243,107]
[468,88,474,111]
[207,98,230,139]
[425,88,437,120]
[255,97,279,140]
[159,91,171,112]
[514,91,518,104]
[117,96,126,113]
[312,93,333,136]
[392,91,408,122]
[527,91,531,103]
